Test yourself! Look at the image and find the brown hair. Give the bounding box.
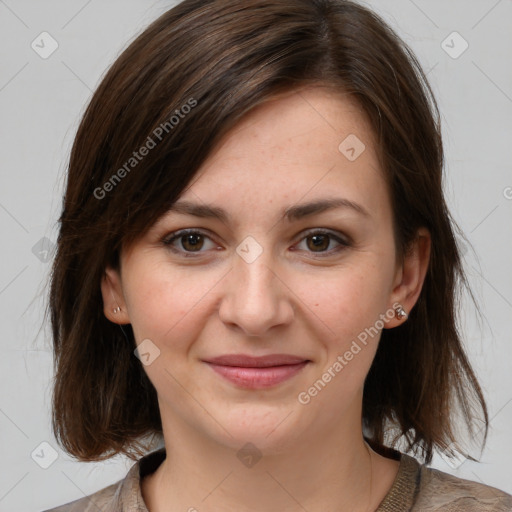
[49,0,488,464]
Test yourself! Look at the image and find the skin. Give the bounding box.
[102,85,430,512]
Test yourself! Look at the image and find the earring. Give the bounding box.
[113,306,121,314]
[395,304,408,320]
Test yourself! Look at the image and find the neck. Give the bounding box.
[142,406,381,512]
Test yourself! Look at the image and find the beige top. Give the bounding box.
[43,447,512,511]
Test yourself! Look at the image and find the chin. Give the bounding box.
[205,405,304,453]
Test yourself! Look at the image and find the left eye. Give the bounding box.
[293,230,348,254]
[162,229,349,256]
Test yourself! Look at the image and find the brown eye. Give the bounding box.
[294,230,350,256]
[306,234,330,252]
[163,229,218,255]
[180,233,204,252]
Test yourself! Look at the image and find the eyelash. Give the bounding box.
[161,228,350,258]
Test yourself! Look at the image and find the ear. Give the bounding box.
[384,227,431,328]
[100,266,131,325]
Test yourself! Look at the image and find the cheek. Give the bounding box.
[295,260,389,345]
[123,258,222,344]
[296,267,386,406]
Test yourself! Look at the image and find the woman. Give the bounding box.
[45,0,512,510]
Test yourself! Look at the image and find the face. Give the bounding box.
[102,86,429,454]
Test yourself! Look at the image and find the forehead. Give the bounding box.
[199,86,375,169]
[177,86,388,220]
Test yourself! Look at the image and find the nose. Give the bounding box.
[218,241,294,337]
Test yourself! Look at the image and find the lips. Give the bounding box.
[202,354,311,389]
[203,354,309,368]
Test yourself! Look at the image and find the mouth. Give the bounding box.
[202,354,310,389]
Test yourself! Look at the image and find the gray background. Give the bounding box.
[0,0,511,510]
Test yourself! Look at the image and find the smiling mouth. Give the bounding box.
[203,353,309,367]
[203,360,310,389]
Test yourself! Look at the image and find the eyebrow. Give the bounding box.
[166,198,370,223]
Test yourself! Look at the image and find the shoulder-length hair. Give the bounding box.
[49,0,488,464]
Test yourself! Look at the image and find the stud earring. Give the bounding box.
[395,305,408,320]
[113,306,121,314]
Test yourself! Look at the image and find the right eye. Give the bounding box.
[162,229,221,256]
